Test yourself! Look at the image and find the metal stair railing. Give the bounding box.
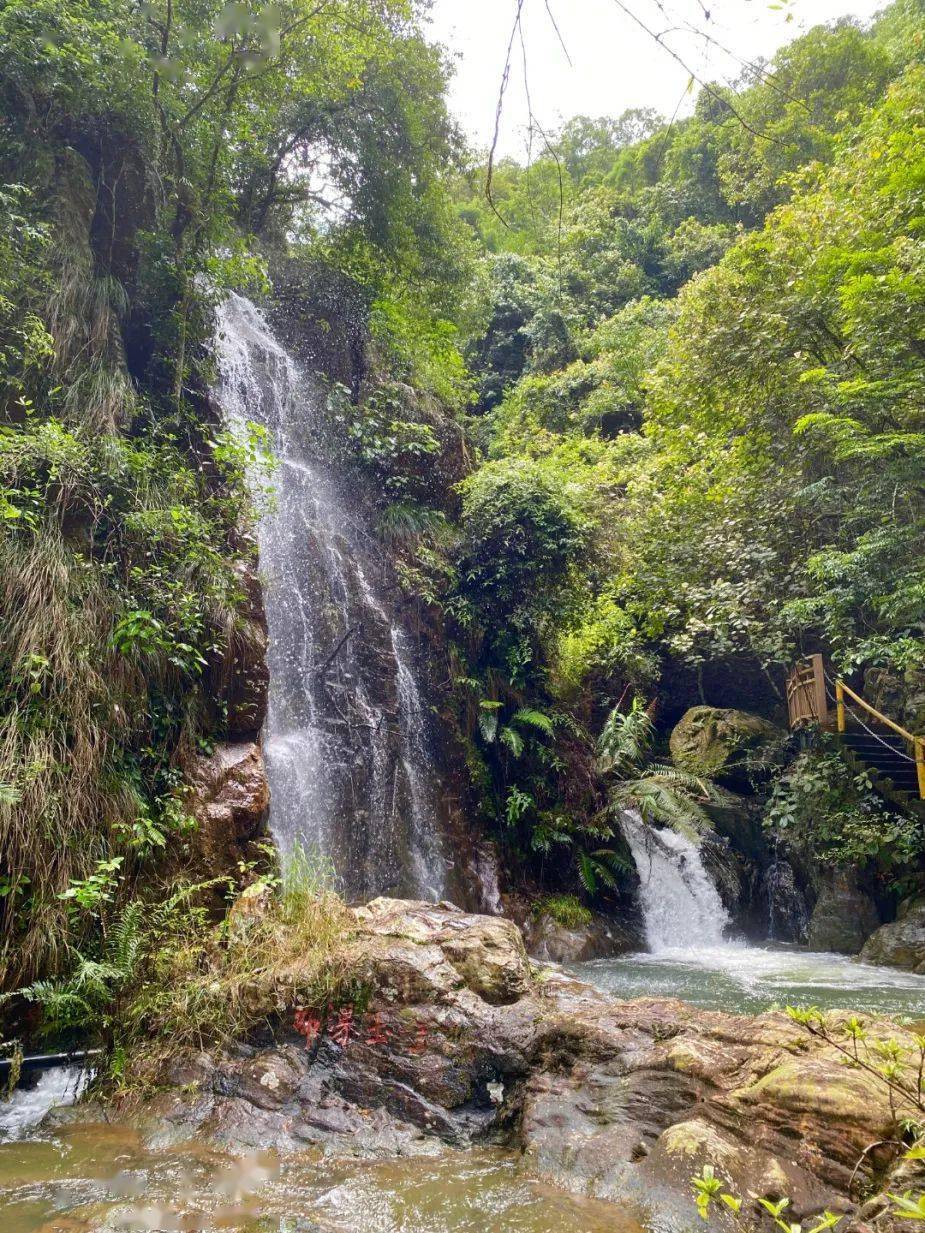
[786,655,925,801]
[834,678,925,801]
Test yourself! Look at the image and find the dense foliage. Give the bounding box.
[408,2,925,898]
[0,0,468,994]
[3,0,925,1038]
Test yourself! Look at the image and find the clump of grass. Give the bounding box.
[532,893,593,930]
[123,844,358,1062]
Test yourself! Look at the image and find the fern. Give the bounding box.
[618,772,713,840]
[105,900,145,978]
[576,852,597,894]
[576,846,632,894]
[511,708,555,737]
[499,726,525,757]
[598,698,653,776]
[530,814,575,853]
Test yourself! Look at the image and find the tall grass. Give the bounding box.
[0,529,141,985]
[122,844,356,1061]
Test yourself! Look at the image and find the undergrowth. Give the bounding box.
[117,846,357,1079]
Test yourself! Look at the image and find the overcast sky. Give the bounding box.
[427,0,887,158]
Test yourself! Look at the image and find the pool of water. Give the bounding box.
[574,944,925,1018]
[0,1120,645,1233]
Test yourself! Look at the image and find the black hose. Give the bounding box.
[0,1049,103,1076]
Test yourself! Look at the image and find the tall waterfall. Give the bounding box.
[214,294,448,902]
[620,809,731,951]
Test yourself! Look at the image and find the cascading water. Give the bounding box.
[581,812,925,1016]
[214,294,448,902]
[0,1067,88,1142]
[619,809,731,951]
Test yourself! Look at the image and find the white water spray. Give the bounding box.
[214,294,447,901]
[0,1067,88,1141]
[620,809,731,952]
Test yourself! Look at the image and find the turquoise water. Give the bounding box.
[574,944,925,1018]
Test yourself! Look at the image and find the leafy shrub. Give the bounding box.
[456,458,590,625]
[763,745,925,892]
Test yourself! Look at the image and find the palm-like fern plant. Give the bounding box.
[599,699,715,839]
[598,697,654,776]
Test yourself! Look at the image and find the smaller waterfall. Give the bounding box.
[620,809,731,952]
[0,1067,88,1142]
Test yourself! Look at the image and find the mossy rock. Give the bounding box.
[860,902,925,973]
[669,706,783,786]
[805,871,879,955]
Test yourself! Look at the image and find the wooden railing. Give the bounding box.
[835,679,925,801]
[786,653,828,728]
[786,655,925,800]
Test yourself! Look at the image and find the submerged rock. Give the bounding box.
[669,706,783,787]
[124,897,921,1221]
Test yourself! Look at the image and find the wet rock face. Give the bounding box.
[520,911,637,964]
[133,899,919,1220]
[861,900,925,973]
[223,560,269,739]
[806,870,880,955]
[183,742,269,875]
[669,706,783,788]
[762,858,810,944]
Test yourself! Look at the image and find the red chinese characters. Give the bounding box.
[293,1008,321,1047]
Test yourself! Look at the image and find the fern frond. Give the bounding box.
[591,847,634,877]
[499,726,525,757]
[618,774,712,840]
[642,763,711,797]
[512,708,555,737]
[105,900,145,978]
[598,698,653,776]
[577,851,598,895]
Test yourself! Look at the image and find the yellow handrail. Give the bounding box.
[835,679,925,800]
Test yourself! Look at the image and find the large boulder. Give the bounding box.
[865,665,925,737]
[669,706,783,786]
[806,870,880,955]
[860,899,925,973]
[127,898,921,1221]
[521,908,637,964]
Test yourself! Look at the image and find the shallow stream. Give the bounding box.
[3,940,923,1230]
[0,1120,638,1233]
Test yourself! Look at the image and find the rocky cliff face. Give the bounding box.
[121,900,923,1224]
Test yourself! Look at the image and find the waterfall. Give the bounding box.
[0,1068,88,1142]
[620,809,731,952]
[214,294,448,902]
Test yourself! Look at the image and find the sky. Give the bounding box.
[427,0,887,158]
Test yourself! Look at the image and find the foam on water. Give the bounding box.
[0,1068,88,1142]
[610,808,925,1016]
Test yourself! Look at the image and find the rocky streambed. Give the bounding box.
[48,898,919,1232]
